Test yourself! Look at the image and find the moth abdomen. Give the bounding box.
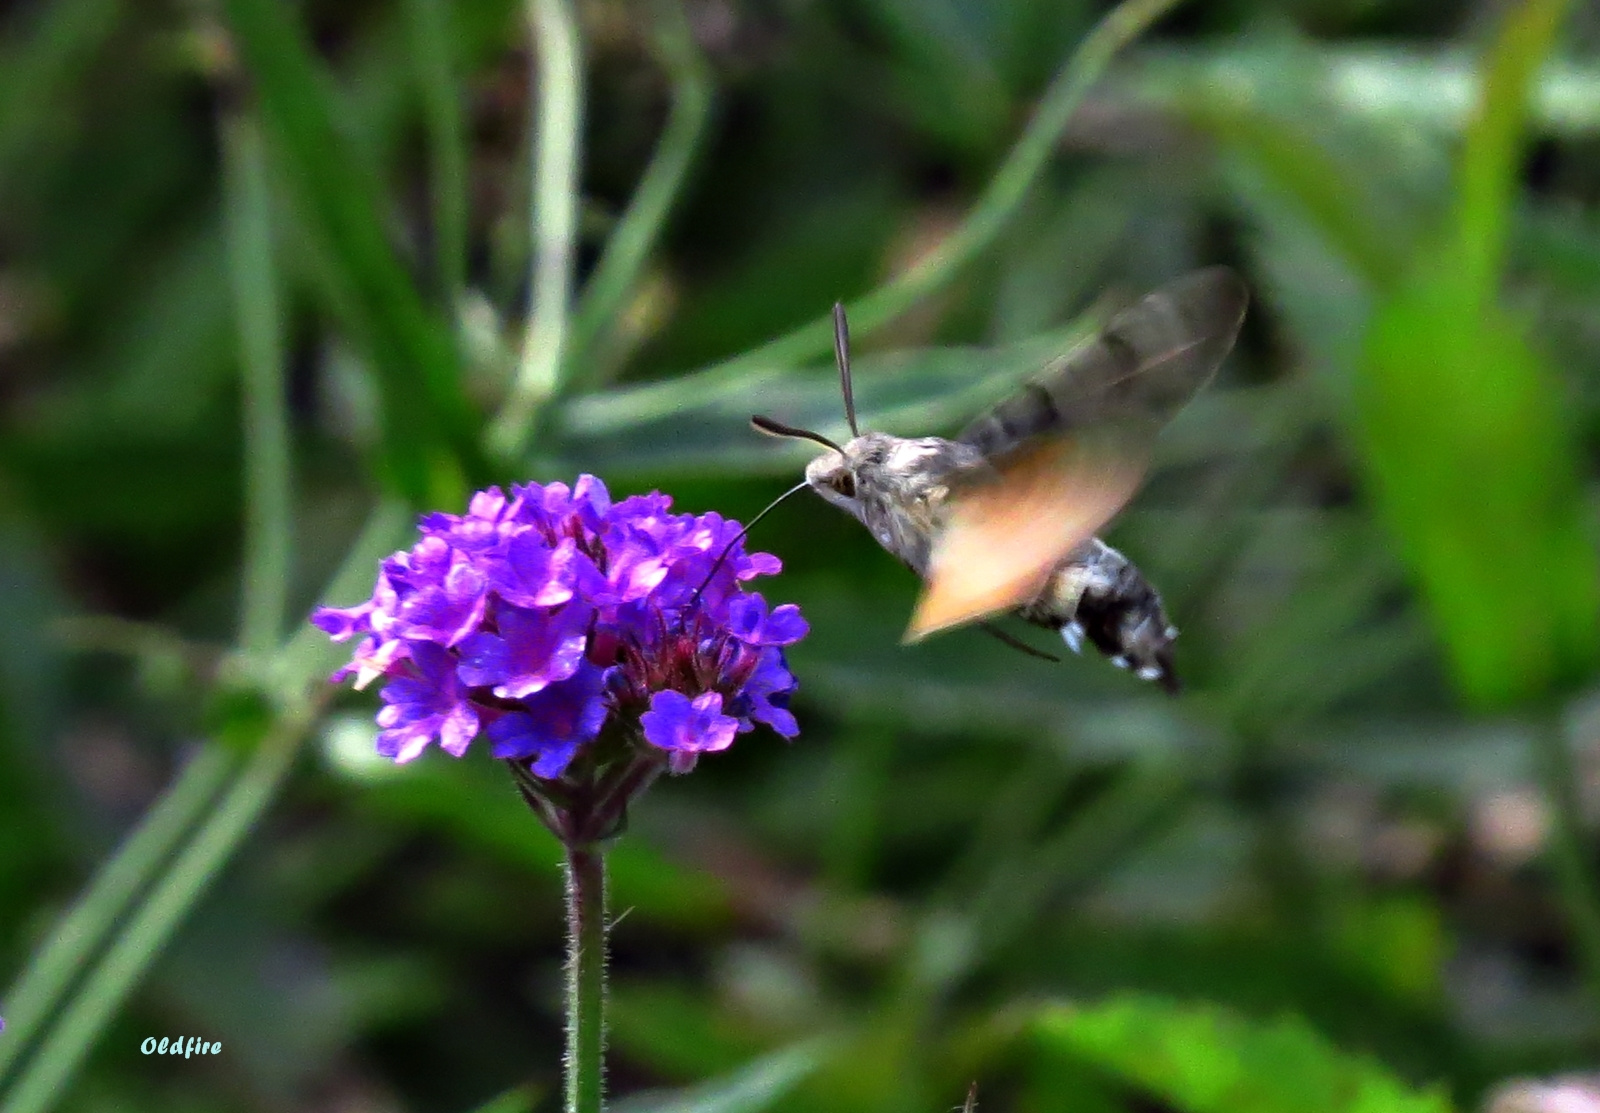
[1021,540,1182,695]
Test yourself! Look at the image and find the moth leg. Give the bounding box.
[977,622,1062,662]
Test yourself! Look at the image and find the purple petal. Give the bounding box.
[641,690,739,754]
[456,631,511,688]
[493,532,571,607]
[762,604,808,645]
[439,702,481,757]
[486,604,591,699]
[740,552,782,579]
[311,602,371,641]
[486,663,608,775]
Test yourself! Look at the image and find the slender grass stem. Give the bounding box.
[0,709,315,1113]
[555,0,1187,428]
[1531,705,1600,1022]
[488,0,583,460]
[565,0,709,389]
[222,111,292,659]
[0,500,409,1110]
[271,499,413,707]
[563,845,607,1113]
[0,746,233,1090]
[404,0,469,307]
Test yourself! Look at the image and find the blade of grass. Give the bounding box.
[487,0,584,460]
[0,745,234,1090]
[1454,0,1575,300]
[1188,101,1407,287]
[271,499,414,707]
[550,0,1187,434]
[1355,0,1597,709]
[0,500,409,1109]
[222,110,292,658]
[1117,45,1600,139]
[564,0,710,389]
[1351,0,1600,1024]
[609,1038,837,1113]
[221,0,488,501]
[0,711,314,1113]
[403,0,469,307]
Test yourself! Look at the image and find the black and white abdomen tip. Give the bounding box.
[1027,540,1183,695]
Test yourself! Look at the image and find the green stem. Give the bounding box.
[488,0,583,460]
[0,712,312,1113]
[1531,705,1600,1021]
[564,844,607,1113]
[0,746,233,1088]
[403,0,469,306]
[222,110,292,659]
[564,0,709,389]
[559,0,1186,427]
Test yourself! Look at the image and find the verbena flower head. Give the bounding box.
[313,477,807,840]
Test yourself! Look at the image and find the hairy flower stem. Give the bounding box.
[564,844,607,1113]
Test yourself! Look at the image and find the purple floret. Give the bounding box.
[487,661,609,777]
[641,690,740,765]
[375,643,480,762]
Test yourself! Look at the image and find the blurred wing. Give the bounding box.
[959,267,1248,459]
[904,432,1148,641]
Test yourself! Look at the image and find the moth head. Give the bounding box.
[803,446,860,512]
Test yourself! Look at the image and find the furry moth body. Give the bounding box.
[755,267,1248,694]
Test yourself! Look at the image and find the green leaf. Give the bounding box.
[463,1084,543,1113]
[1452,0,1576,297]
[1194,100,1410,288]
[609,1039,835,1113]
[222,0,487,501]
[608,981,776,1081]
[1357,260,1599,709]
[1118,43,1600,141]
[1353,0,1598,710]
[1035,996,1453,1113]
[550,324,1088,479]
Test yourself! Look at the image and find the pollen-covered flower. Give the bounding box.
[312,477,807,800]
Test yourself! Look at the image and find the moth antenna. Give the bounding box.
[684,480,811,617]
[833,302,860,437]
[751,414,845,456]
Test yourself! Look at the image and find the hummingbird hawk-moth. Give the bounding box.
[751,267,1248,694]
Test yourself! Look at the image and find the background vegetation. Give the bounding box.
[2,0,1600,1110]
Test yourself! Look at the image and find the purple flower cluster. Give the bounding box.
[313,477,806,779]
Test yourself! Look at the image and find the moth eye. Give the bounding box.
[833,472,856,499]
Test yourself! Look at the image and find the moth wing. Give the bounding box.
[908,267,1247,640]
[959,267,1248,459]
[904,430,1149,641]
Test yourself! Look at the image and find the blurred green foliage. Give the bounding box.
[3,0,1600,1111]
